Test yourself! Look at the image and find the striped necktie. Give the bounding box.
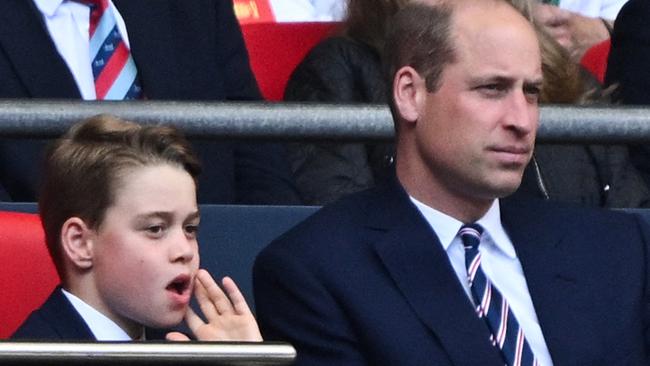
[76,0,142,100]
[459,224,539,366]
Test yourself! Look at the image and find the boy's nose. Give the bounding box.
[170,230,196,263]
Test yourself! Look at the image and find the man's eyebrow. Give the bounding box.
[469,75,543,87]
[468,75,515,85]
[524,77,544,88]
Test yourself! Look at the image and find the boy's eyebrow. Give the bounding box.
[186,211,200,222]
[134,210,200,222]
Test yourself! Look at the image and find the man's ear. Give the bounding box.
[60,217,94,270]
[392,66,427,125]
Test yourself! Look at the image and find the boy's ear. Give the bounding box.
[393,66,427,125]
[60,217,95,270]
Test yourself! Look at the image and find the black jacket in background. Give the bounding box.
[606,0,650,192]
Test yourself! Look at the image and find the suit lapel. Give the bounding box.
[501,198,592,365]
[42,287,96,340]
[368,182,503,366]
[0,0,80,98]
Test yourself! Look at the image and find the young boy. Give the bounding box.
[12,115,262,341]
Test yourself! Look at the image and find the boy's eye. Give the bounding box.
[184,224,199,237]
[146,225,165,235]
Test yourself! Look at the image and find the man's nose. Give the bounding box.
[503,90,538,135]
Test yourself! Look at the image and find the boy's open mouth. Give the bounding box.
[166,274,191,295]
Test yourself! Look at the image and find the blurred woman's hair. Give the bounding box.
[342,0,409,52]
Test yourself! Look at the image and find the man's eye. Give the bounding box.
[478,84,507,96]
[524,86,541,103]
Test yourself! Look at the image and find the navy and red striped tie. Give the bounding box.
[459,224,539,366]
[77,0,142,100]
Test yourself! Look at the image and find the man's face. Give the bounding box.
[88,164,200,333]
[413,3,542,205]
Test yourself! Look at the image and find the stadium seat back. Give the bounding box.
[241,22,339,101]
[0,211,58,339]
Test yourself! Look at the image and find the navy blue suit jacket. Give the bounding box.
[254,179,650,365]
[0,0,300,204]
[12,287,98,340]
[12,287,169,340]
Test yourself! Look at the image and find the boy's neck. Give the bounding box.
[61,286,145,340]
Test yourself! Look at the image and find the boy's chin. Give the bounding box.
[146,311,187,330]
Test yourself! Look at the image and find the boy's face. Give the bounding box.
[87,163,200,334]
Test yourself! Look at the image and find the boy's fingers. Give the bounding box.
[184,306,205,333]
[221,276,253,315]
[197,270,234,315]
[166,331,191,341]
[194,272,219,319]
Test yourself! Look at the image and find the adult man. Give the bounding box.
[253,0,650,365]
[0,0,300,204]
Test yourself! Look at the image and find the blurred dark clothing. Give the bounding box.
[0,0,300,204]
[606,0,650,194]
[516,145,650,208]
[287,36,650,207]
[284,36,394,205]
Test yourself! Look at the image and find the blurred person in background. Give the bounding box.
[605,0,650,200]
[532,0,625,61]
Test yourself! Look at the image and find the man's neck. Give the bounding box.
[396,166,493,223]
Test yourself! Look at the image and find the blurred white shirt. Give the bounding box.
[269,0,345,21]
[558,0,628,19]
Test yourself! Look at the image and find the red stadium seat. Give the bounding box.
[241,22,339,101]
[580,39,611,84]
[0,211,58,339]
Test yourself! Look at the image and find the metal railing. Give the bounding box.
[1,100,649,143]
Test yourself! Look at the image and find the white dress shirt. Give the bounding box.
[269,0,345,21]
[410,197,553,366]
[32,0,131,100]
[557,0,628,19]
[61,288,136,340]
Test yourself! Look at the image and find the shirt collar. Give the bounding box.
[409,197,517,259]
[32,0,67,17]
[61,288,142,341]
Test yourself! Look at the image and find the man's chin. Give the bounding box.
[485,177,523,199]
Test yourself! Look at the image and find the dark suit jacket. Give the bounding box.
[12,287,97,340]
[0,0,300,204]
[253,179,650,365]
[11,286,169,340]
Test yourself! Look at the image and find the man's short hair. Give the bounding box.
[39,114,201,278]
[383,1,456,104]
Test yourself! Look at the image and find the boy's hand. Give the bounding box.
[166,269,263,341]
